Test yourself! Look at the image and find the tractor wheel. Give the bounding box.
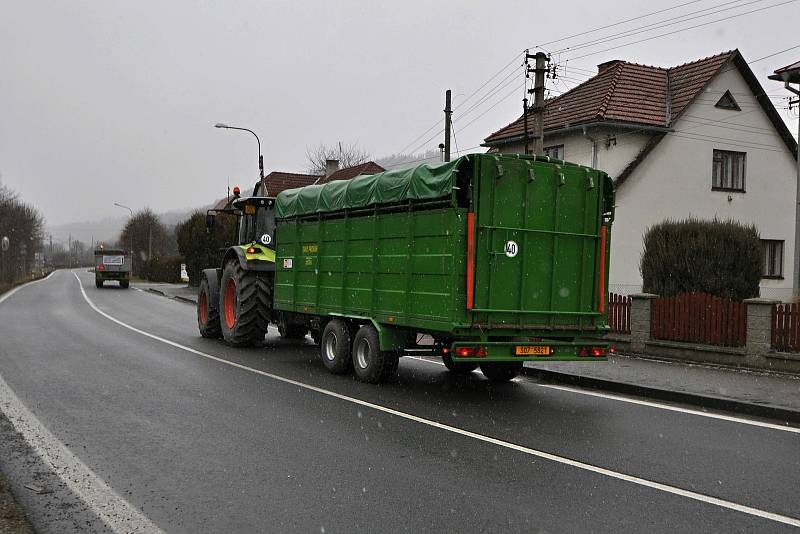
[443,353,478,374]
[198,276,222,339]
[320,319,352,374]
[479,362,523,383]
[218,261,271,347]
[352,324,397,383]
[95,279,103,288]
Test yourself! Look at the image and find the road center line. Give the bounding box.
[404,356,800,434]
[72,272,800,528]
[0,272,164,534]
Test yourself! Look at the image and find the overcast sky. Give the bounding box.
[1,0,799,227]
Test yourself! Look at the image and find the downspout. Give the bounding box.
[582,126,598,169]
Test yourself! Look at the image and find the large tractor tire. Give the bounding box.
[198,275,222,339]
[219,261,271,347]
[352,324,399,384]
[479,362,523,383]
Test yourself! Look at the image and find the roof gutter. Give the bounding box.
[482,121,673,147]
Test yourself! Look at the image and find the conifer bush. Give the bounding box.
[640,218,761,301]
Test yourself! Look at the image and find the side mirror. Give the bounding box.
[206,213,215,229]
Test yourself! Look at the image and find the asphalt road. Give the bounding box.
[0,269,799,533]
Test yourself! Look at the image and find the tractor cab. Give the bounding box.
[232,196,277,250]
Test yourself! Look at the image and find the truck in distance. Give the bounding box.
[94,246,131,288]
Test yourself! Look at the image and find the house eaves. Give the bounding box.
[480,121,672,148]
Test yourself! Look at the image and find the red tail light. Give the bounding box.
[474,346,487,357]
[579,347,590,357]
[98,264,105,271]
[591,347,606,357]
[456,347,474,357]
[442,347,450,354]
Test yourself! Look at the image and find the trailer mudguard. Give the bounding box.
[201,268,222,312]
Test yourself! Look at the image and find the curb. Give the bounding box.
[521,367,800,424]
[172,295,197,305]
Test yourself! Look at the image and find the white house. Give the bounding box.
[483,50,798,301]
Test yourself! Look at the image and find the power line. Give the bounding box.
[551,0,767,55]
[532,0,706,48]
[565,0,798,61]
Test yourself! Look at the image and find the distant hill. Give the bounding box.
[47,204,211,248]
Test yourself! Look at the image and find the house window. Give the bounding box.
[712,149,746,191]
[715,90,741,111]
[762,240,784,279]
[544,144,564,160]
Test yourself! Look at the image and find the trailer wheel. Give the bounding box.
[95,279,103,288]
[443,353,478,374]
[219,261,271,347]
[479,362,523,383]
[198,276,222,339]
[352,324,396,383]
[320,319,351,374]
[120,280,129,289]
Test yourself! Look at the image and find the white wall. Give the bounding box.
[611,66,797,301]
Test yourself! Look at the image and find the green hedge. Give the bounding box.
[641,218,761,301]
[141,255,184,284]
[176,210,238,286]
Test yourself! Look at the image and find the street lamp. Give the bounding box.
[113,202,134,256]
[215,123,266,195]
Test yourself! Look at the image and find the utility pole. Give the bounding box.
[148,225,152,262]
[444,89,452,162]
[529,51,549,156]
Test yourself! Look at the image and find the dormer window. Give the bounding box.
[715,90,741,111]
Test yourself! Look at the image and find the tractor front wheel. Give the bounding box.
[218,261,271,347]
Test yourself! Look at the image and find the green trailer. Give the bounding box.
[269,153,614,382]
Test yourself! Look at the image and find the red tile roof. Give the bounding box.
[484,51,735,145]
[252,162,385,196]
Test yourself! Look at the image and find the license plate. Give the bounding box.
[515,346,550,356]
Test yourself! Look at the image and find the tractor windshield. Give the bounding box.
[239,204,276,248]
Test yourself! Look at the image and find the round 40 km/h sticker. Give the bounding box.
[505,240,519,258]
[260,233,272,246]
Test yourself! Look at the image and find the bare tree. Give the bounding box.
[0,184,44,284]
[306,142,371,175]
[118,208,169,274]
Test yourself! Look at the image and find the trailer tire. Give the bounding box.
[95,279,103,288]
[219,261,271,347]
[443,353,478,374]
[120,280,129,289]
[479,362,523,383]
[352,324,394,384]
[198,276,222,339]
[320,319,351,374]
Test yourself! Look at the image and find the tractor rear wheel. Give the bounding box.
[219,261,271,347]
[198,276,221,338]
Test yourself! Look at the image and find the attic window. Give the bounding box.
[714,90,740,111]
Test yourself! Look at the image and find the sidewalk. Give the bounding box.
[523,354,800,422]
[131,281,198,304]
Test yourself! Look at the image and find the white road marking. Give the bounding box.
[72,272,800,528]
[405,356,800,434]
[0,272,164,534]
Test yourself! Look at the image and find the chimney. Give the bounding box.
[597,60,623,75]
[325,159,340,178]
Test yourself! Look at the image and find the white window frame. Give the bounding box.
[712,149,746,192]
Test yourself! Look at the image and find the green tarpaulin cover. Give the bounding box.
[276,157,465,218]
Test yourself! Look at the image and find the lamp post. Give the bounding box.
[215,123,265,195]
[114,202,136,258]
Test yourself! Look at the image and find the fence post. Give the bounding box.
[630,293,658,354]
[743,298,778,365]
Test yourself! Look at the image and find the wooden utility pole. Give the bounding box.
[444,89,452,162]
[530,52,548,156]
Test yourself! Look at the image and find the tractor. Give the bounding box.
[196,189,309,346]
